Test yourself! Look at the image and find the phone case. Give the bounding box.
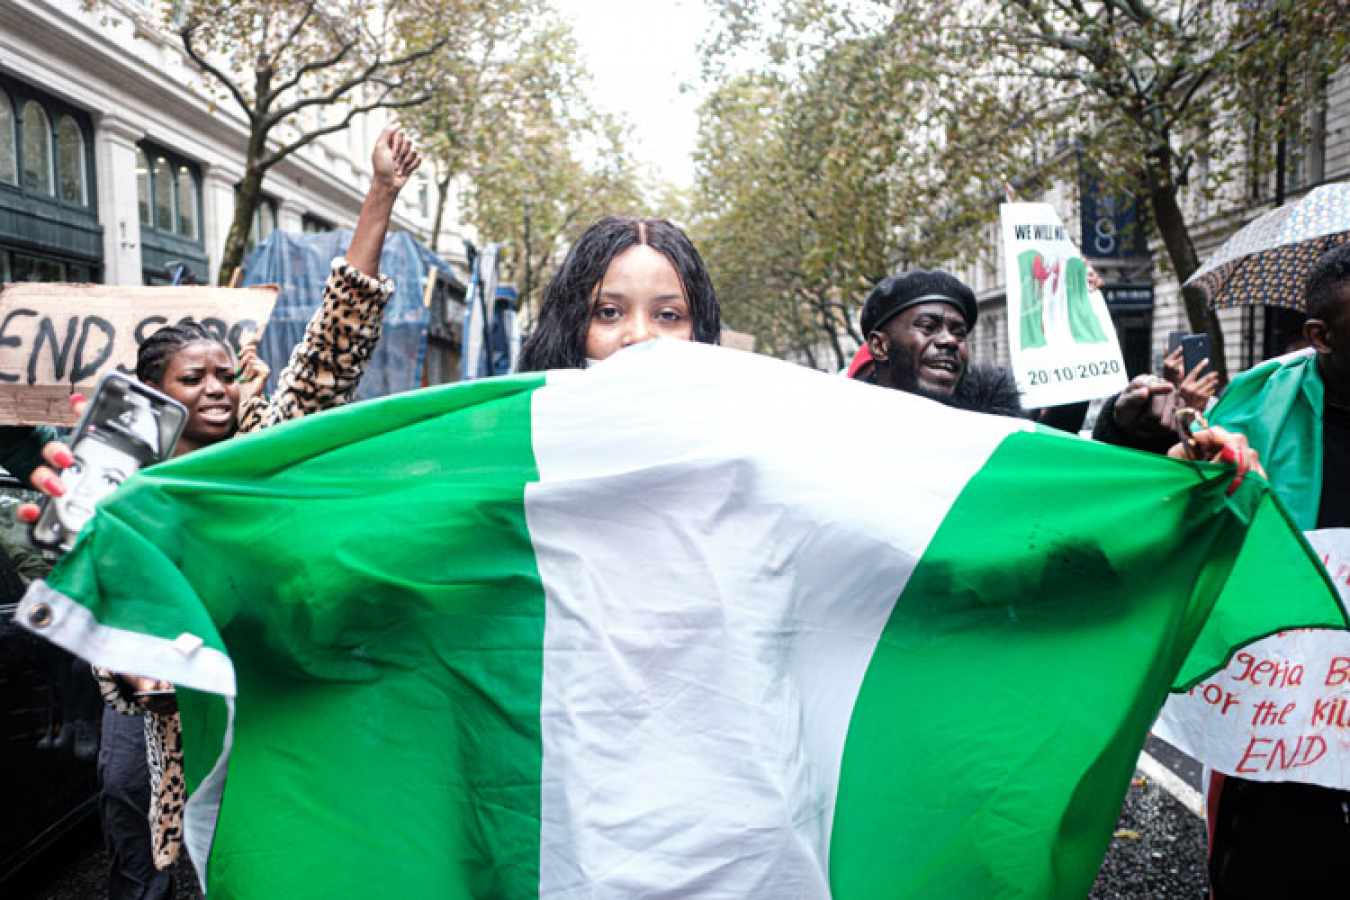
[1181,335,1211,375]
[30,372,187,554]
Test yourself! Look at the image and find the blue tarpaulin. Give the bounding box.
[460,243,519,380]
[243,230,461,400]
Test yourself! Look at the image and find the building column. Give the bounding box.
[278,198,305,235]
[201,162,242,286]
[93,114,144,286]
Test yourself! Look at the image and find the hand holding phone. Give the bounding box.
[1180,334,1212,378]
[29,373,186,554]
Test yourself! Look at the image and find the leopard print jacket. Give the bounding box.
[95,258,394,870]
[238,258,394,431]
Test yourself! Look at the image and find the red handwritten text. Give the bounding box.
[1310,697,1350,728]
[1232,652,1302,687]
[1326,658,1350,687]
[1236,735,1328,773]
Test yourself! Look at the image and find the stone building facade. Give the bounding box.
[0,0,466,290]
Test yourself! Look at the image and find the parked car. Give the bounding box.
[0,482,101,884]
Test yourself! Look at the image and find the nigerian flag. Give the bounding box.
[17,340,1344,899]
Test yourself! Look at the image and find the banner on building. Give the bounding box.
[1156,529,1350,790]
[1078,163,1146,260]
[1000,202,1128,408]
[0,283,278,425]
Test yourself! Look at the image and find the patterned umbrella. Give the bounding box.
[1187,182,1350,311]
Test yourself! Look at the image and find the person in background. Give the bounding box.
[1203,242,1350,899]
[1092,345,1221,452]
[861,269,1025,418]
[860,269,1256,477]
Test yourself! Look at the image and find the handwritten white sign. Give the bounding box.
[999,203,1128,407]
[1155,529,1350,789]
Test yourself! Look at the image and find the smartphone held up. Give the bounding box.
[1180,333,1212,377]
[30,373,186,554]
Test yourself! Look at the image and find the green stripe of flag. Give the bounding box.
[830,429,1343,897]
[20,341,1346,899]
[49,373,550,898]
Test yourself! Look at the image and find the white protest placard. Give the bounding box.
[0,283,278,425]
[999,203,1128,407]
[1155,529,1350,789]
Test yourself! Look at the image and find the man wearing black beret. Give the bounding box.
[862,269,978,400]
[861,269,1024,417]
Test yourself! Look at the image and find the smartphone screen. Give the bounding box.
[30,373,187,553]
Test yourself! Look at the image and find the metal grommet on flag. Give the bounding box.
[26,601,52,628]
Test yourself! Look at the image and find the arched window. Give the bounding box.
[176,165,198,239]
[153,155,174,232]
[136,149,152,226]
[0,93,15,185]
[21,101,52,195]
[56,117,86,205]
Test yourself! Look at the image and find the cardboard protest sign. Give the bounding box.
[1155,529,1350,790]
[0,283,278,425]
[1000,203,1128,407]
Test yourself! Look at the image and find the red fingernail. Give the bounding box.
[16,505,37,523]
[44,477,65,497]
[70,393,85,406]
[53,449,74,468]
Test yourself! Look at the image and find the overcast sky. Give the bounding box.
[552,0,713,190]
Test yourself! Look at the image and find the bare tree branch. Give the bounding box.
[278,2,319,58]
[263,36,450,129]
[268,36,359,102]
[180,22,255,124]
[260,93,431,170]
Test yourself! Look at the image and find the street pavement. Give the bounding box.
[1091,736,1210,898]
[6,818,200,900]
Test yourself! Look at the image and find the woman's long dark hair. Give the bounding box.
[518,217,721,372]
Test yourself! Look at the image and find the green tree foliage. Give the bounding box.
[408,14,643,316]
[693,24,934,368]
[693,76,853,367]
[698,0,1350,375]
[400,6,643,315]
[397,0,551,254]
[465,105,643,317]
